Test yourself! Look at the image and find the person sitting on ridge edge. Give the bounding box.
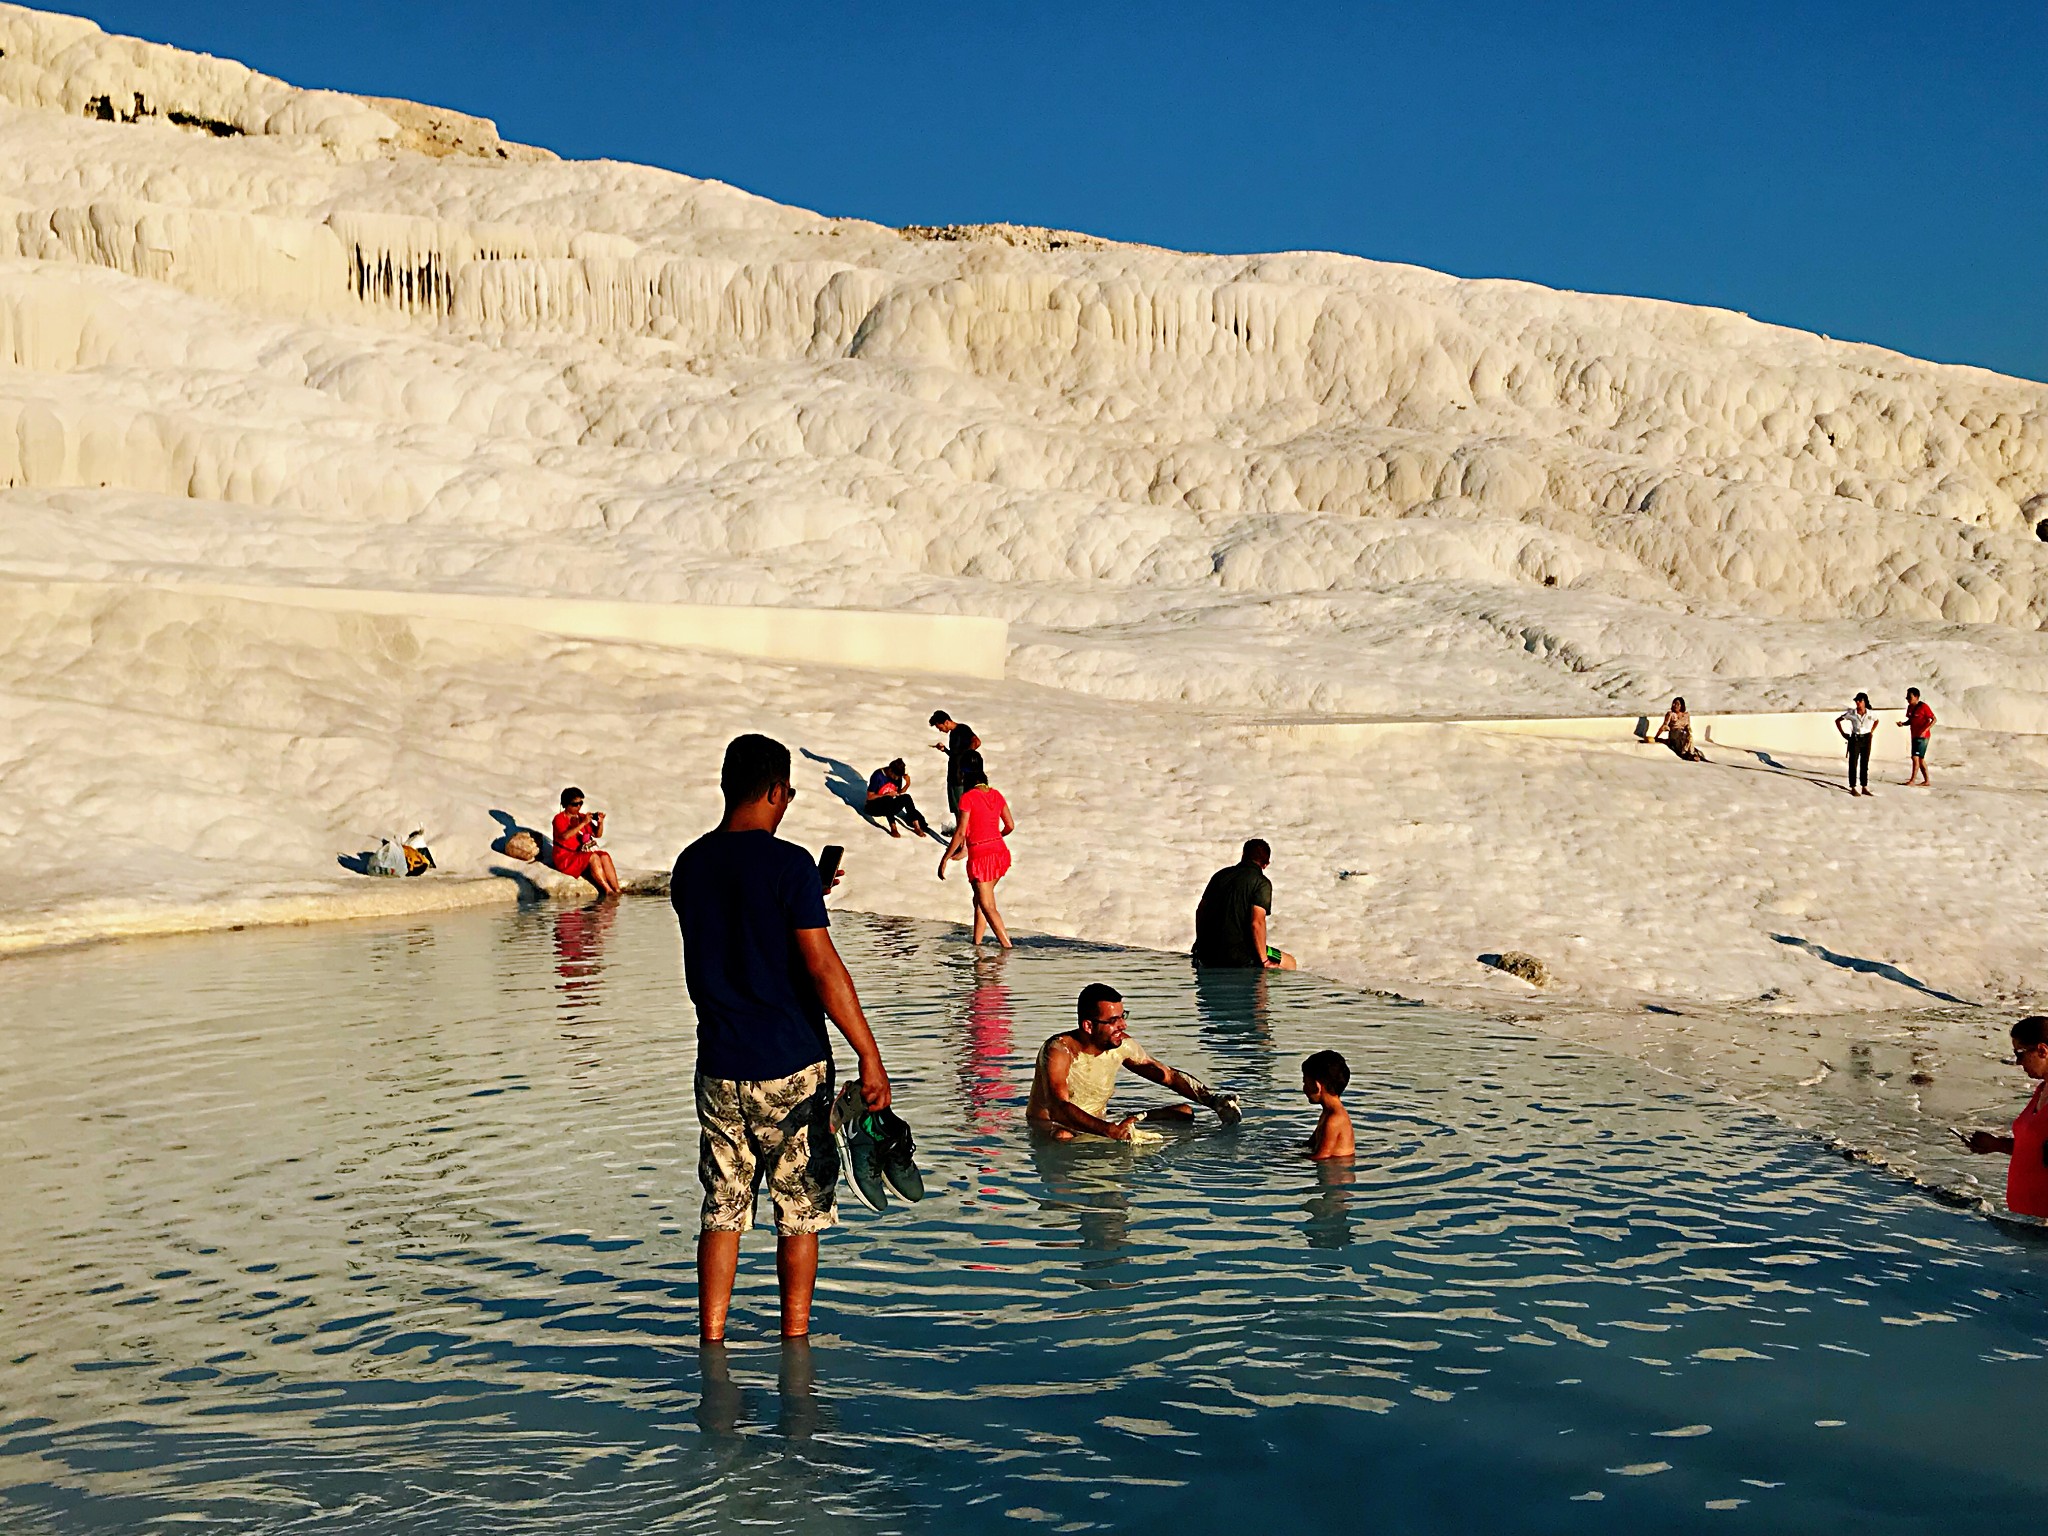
[865,758,933,839]
[1652,697,1708,762]
[1193,839,1296,970]
[553,787,621,897]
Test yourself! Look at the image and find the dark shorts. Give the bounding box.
[1911,737,1929,758]
[695,1062,839,1236]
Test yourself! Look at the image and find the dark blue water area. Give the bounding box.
[0,900,2043,1533]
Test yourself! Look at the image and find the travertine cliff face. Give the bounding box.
[2,0,2048,1093]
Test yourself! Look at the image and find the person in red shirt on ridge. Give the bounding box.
[1898,687,1936,787]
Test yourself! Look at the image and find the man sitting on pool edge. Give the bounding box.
[1027,983,1242,1141]
[1193,838,1297,971]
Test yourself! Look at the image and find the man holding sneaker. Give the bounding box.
[671,733,897,1341]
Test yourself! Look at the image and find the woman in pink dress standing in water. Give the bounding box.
[938,751,1014,949]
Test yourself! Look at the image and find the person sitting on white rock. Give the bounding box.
[1652,697,1708,762]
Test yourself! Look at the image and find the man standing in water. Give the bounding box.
[672,733,892,1341]
[1027,983,1241,1140]
[1193,839,1297,969]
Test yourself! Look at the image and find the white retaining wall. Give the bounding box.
[2,577,1010,679]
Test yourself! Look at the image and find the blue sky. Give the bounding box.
[72,1,2048,380]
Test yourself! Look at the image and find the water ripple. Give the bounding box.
[3,902,2046,1532]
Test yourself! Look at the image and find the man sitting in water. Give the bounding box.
[1027,983,1242,1141]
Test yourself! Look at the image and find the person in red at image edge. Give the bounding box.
[552,787,621,897]
[1899,687,1936,787]
[1961,1015,2048,1218]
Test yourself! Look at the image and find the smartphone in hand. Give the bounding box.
[818,845,844,893]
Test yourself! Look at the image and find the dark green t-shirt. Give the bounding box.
[1193,861,1274,967]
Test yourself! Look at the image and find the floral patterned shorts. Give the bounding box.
[695,1061,839,1236]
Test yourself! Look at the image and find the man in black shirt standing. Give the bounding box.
[1193,839,1296,970]
[671,733,893,1343]
[928,710,982,817]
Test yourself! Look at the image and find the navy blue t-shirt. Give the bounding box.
[670,829,831,1082]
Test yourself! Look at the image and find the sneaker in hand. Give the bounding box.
[834,1080,890,1213]
[873,1108,926,1202]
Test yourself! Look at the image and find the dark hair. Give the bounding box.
[887,757,906,774]
[720,733,791,805]
[560,786,584,808]
[1854,692,1870,705]
[928,710,952,728]
[1077,982,1123,1023]
[956,749,989,789]
[1906,687,1921,700]
[2014,1016,2048,1051]
[1302,1049,1350,1094]
[1671,697,1687,712]
[1243,838,1271,865]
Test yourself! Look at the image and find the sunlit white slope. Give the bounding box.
[2,0,2048,1111]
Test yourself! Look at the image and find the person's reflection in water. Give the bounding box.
[960,952,1016,1138]
[696,1338,745,1437]
[1192,964,1277,1087]
[1028,1138,1134,1282]
[1302,1158,1356,1250]
[866,913,922,963]
[552,900,616,1017]
[775,1335,821,1442]
[695,1337,830,1445]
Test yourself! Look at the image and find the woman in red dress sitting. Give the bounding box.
[551,786,622,897]
[937,751,1013,949]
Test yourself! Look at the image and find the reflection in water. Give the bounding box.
[696,1339,745,1438]
[5,902,2048,1533]
[1302,1157,1356,1250]
[694,1337,822,1442]
[958,952,1016,1137]
[1192,965,1276,1082]
[864,912,922,962]
[1029,1135,1134,1272]
[552,900,616,1016]
[776,1336,821,1443]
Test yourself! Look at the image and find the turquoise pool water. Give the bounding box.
[2,900,2044,1532]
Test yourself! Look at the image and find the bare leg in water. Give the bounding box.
[971,877,1012,949]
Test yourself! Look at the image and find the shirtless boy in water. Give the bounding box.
[1300,1050,1355,1160]
[1027,983,1241,1141]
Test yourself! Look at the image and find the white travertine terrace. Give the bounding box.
[4,0,2048,1196]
